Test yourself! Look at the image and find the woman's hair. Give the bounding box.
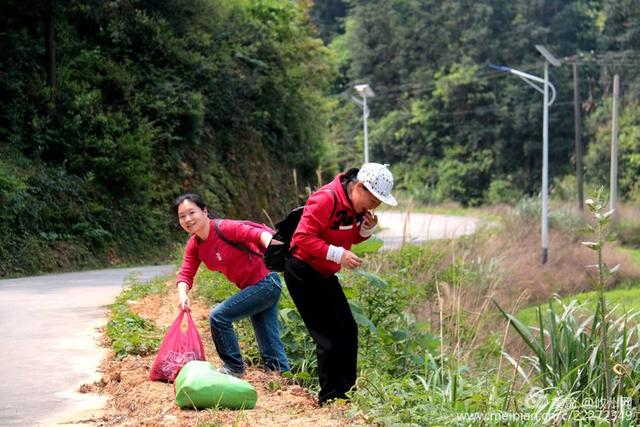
[344,167,359,183]
[172,193,216,222]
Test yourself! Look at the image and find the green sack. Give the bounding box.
[175,360,257,410]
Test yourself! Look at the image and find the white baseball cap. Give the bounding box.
[357,163,398,206]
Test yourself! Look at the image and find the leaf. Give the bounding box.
[348,301,378,334]
[414,374,429,391]
[351,236,384,256]
[580,224,595,233]
[391,329,408,342]
[279,308,300,322]
[581,241,600,250]
[353,269,388,289]
[501,352,531,384]
[294,371,312,381]
[493,299,546,359]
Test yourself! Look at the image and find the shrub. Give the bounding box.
[512,196,587,231]
[485,177,522,205]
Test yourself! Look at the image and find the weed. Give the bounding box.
[106,274,169,358]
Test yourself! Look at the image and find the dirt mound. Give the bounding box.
[82,284,366,426]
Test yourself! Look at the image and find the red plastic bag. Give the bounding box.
[149,308,206,382]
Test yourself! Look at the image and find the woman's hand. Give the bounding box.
[177,281,190,310]
[260,231,274,248]
[362,210,378,229]
[340,250,363,269]
[359,210,378,238]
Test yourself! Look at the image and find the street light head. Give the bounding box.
[535,45,561,67]
[354,84,375,98]
[488,63,511,73]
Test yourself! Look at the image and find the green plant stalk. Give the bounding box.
[597,216,613,425]
[436,281,446,387]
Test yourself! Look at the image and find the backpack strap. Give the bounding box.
[214,219,263,257]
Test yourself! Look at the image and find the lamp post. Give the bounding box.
[353,84,375,163]
[490,45,560,264]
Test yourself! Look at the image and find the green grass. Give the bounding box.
[516,282,640,326]
[515,246,640,326]
[106,273,171,358]
[621,246,640,266]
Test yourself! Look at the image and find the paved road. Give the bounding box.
[376,211,479,250]
[0,265,174,426]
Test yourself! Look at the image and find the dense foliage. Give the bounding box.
[0,0,332,276]
[313,0,640,206]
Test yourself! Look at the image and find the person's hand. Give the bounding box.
[179,293,190,310]
[362,210,378,230]
[178,282,190,310]
[340,250,363,269]
[260,231,274,248]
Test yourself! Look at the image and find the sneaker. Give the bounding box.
[218,366,245,378]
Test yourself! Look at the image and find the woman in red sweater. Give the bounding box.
[174,193,290,378]
[284,163,397,405]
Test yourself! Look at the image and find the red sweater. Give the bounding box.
[291,173,369,277]
[177,219,271,289]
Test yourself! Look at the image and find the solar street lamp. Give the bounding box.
[490,45,561,264]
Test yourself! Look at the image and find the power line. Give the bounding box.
[340,51,640,99]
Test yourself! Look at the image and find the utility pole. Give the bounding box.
[573,63,584,211]
[610,74,620,221]
[354,84,375,164]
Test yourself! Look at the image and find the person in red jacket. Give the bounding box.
[284,163,397,405]
[174,193,290,378]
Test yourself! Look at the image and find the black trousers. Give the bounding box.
[284,257,358,405]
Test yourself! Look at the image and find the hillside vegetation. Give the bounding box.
[0,0,332,276]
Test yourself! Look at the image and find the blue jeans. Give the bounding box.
[209,272,290,374]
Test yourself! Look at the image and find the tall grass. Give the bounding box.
[343,244,514,425]
[496,192,640,425]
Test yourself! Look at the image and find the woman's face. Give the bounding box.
[352,182,382,213]
[177,200,209,234]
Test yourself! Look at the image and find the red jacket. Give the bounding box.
[177,219,271,289]
[291,173,369,277]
